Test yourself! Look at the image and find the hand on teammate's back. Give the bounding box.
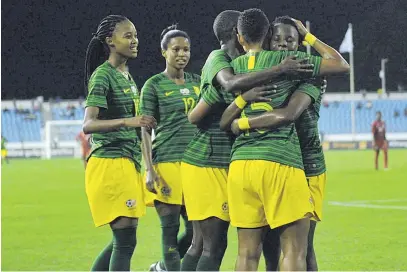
[279,55,314,75]
[242,84,276,102]
[125,116,157,129]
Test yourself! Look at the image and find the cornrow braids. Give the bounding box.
[160,24,190,50]
[84,15,128,92]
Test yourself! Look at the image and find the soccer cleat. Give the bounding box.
[149,261,166,272]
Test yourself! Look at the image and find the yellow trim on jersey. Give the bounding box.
[248,55,255,70]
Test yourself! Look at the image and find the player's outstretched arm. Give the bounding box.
[292,19,350,75]
[231,91,312,135]
[83,107,156,134]
[216,57,314,93]
[219,85,274,131]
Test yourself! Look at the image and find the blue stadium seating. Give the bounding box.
[319,100,407,134]
[2,100,406,142]
[1,110,42,142]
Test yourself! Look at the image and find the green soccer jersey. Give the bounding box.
[85,61,142,171]
[140,72,201,164]
[182,50,235,168]
[230,50,322,169]
[295,82,326,176]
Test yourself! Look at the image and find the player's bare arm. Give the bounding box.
[230,91,312,135]
[216,57,314,93]
[83,106,156,134]
[188,98,212,125]
[292,19,350,75]
[141,127,160,194]
[219,85,274,131]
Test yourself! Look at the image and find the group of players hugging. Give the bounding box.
[82,8,350,272]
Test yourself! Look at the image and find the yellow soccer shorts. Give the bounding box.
[307,172,327,221]
[85,157,146,227]
[181,162,230,222]
[1,149,7,158]
[143,162,183,205]
[228,160,315,229]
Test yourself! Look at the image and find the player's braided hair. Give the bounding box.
[160,24,190,50]
[237,8,270,44]
[84,15,128,92]
[213,10,241,42]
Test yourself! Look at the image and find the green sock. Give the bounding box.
[109,227,137,271]
[160,214,181,271]
[180,253,200,271]
[91,241,113,271]
[197,255,221,271]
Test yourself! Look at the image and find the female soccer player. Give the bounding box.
[372,111,388,170]
[140,25,201,271]
[83,15,156,271]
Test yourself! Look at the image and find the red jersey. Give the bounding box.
[76,131,91,155]
[372,120,386,142]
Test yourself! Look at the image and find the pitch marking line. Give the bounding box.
[329,199,407,210]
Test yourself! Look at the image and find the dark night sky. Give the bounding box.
[1,0,406,99]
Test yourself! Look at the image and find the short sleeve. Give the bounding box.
[204,50,232,85]
[201,85,223,106]
[296,82,320,103]
[139,79,158,119]
[86,70,109,109]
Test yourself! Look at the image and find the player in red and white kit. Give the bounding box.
[76,131,91,168]
[372,111,388,170]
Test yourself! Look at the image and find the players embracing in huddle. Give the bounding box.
[83,8,349,272]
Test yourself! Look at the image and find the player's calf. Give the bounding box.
[196,217,229,271]
[263,229,281,271]
[279,218,310,271]
[180,221,203,271]
[155,201,182,271]
[306,221,318,271]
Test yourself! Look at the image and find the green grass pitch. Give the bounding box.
[2,149,407,270]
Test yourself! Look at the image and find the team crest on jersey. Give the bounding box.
[180,88,190,95]
[126,199,136,208]
[221,202,229,212]
[161,186,171,197]
[193,86,200,96]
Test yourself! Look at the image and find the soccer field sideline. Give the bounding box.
[1,149,407,271]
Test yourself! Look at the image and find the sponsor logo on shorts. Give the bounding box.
[126,199,136,208]
[161,186,171,197]
[222,202,228,212]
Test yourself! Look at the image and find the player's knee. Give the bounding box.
[112,227,137,255]
[110,216,138,229]
[188,238,203,256]
[238,244,262,262]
